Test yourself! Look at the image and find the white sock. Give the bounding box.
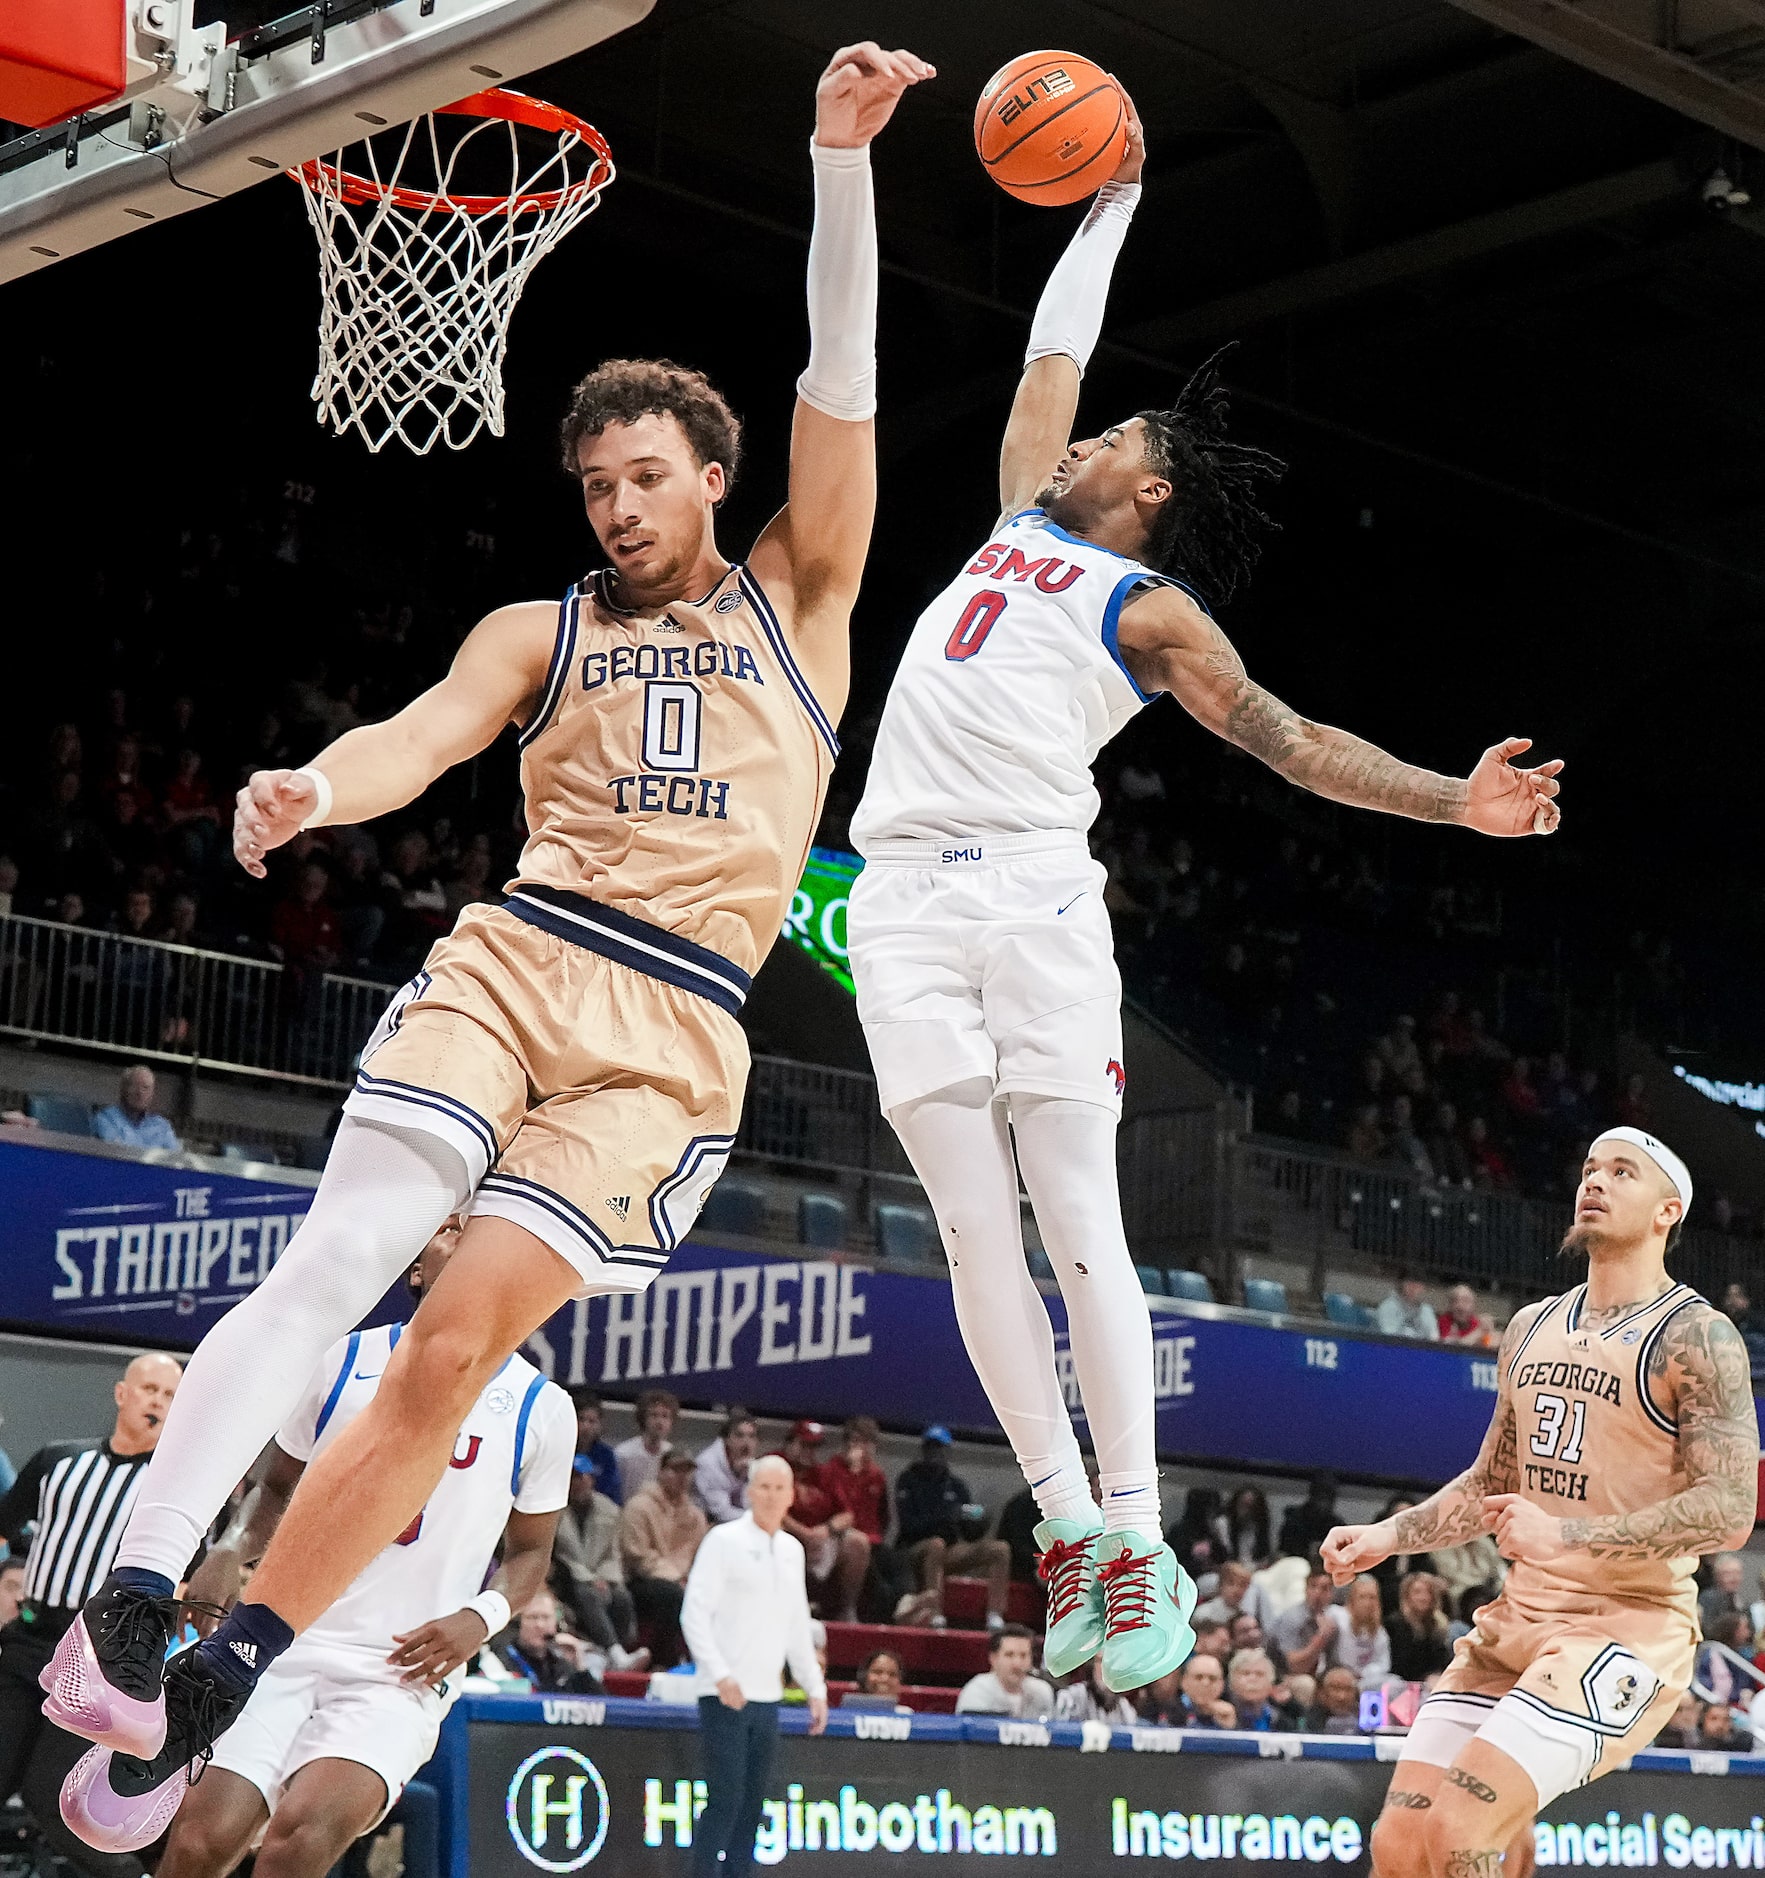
[888,1081,1092,1523]
[115,1117,470,1581]
[1010,1095,1160,1539]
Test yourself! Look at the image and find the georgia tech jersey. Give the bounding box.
[510,563,839,979]
[1502,1283,1704,1620]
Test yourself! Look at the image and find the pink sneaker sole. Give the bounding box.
[61,1744,189,1855]
[40,1615,167,1759]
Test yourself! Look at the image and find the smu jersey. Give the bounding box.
[1502,1283,1710,1623]
[511,563,839,979]
[852,509,1190,850]
[276,1324,573,1668]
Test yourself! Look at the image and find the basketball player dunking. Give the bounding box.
[845,97,1565,1694]
[1326,1128,1759,1878]
[51,42,933,1846]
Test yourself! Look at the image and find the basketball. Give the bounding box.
[973,50,1127,206]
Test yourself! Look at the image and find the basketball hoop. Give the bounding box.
[292,89,614,455]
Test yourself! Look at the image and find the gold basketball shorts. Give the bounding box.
[342,886,750,1295]
[1399,1587,1696,1805]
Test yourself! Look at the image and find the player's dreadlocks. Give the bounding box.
[1135,347,1285,605]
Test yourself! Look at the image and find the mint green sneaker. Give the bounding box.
[1097,1532,1197,1694]
[1035,1513,1106,1679]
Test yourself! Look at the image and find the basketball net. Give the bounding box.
[293,90,614,455]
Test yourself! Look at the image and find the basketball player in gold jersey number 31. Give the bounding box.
[51,43,934,1850]
[1325,1127,1760,1878]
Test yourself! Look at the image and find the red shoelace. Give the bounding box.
[1036,1536,1095,1627]
[1097,1546,1160,1638]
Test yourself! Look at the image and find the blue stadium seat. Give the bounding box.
[698,1179,767,1237]
[874,1203,939,1262]
[1027,1248,1055,1283]
[1166,1269,1214,1304]
[1136,1264,1166,1296]
[27,1093,92,1137]
[1243,1277,1288,1316]
[798,1192,848,1251]
[1323,1291,1364,1328]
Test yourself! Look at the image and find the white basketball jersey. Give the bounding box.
[276,1323,573,1671]
[851,508,1188,850]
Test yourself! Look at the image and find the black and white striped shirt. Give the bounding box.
[0,1441,152,1628]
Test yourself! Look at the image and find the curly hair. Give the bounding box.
[1135,346,1285,604]
[559,358,742,502]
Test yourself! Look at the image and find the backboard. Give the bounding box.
[0,0,652,282]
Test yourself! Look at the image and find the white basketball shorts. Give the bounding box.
[847,831,1124,1117]
[208,1637,458,1825]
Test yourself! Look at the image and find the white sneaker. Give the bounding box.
[609,1645,652,1673]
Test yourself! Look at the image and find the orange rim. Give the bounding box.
[294,88,613,215]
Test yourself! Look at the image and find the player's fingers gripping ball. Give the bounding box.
[974,51,1128,205]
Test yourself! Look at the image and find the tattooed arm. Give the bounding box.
[1490,1304,1759,1566]
[1112,583,1563,837]
[1320,1309,1530,1584]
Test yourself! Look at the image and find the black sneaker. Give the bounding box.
[40,1576,177,1756]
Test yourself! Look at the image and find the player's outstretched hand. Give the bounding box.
[1462,737,1563,838]
[234,768,317,878]
[390,1610,492,1686]
[814,42,935,150]
[1107,81,1145,186]
[1320,1521,1393,1586]
[1484,1493,1569,1564]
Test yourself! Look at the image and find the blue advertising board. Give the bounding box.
[0,1135,1496,1482]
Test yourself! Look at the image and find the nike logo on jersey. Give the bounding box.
[1056,893,1088,915]
[229,1640,258,1668]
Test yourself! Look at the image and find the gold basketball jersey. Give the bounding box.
[509,563,838,981]
[1503,1281,1704,1619]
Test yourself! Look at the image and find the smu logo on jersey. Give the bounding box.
[395,1431,483,1545]
[965,543,1087,593]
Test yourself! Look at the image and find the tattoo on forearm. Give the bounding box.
[1385,1790,1433,1811]
[1560,1307,1758,1561]
[1445,1854,1504,1878]
[1444,1767,1498,1804]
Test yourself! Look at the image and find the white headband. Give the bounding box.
[1591,1127,1694,1213]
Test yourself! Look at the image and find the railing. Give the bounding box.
[0,912,391,1087]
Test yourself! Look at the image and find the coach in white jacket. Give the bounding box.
[681,1454,827,1876]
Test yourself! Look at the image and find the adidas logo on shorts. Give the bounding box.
[606,1195,630,1220]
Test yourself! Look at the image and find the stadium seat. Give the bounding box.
[1136,1263,1166,1295]
[1166,1269,1214,1304]
[824,1622,992,1686]
[1243,1277,1288,1316]
[873,1202,939,1262]
[698,1178,767,1237]
[602,1670,650,1700]
[1323,1291,1363,1328]
[941,1577,989,1627]
[26,1093,92,1136]
[1005,1580,1045,1628]
[798,1191,848,1250]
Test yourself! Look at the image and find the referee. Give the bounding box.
[680,1454,826,1877]
[0,1351,182,1878]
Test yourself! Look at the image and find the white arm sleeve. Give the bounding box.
[1024,181,1142,378]
[795,140,878,422]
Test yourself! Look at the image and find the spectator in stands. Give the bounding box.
[1174,1654,1235,1729]
[1195,1560,1256,1628]
[1699,1701,1739,1750]
[1223,1486,1272,1565]
[1386,1572,1452,1682]
[817,1416,909,1621]
[570,1387,622,1503]
[1696,1612,1753,1712]
[1165,1487,1228,1586]
[91,1062,181,1150]
[1229,1610,1283,1677]
[0,1559,23,1628]
[1463,1116,1512,1189]
[1269,1567,1340,1677]
[694,1407,758,1525]
[852,1648,907,1709]
[1276,1474,1339,1559]
[615,1388,680,1500]
[1227,1650,1296,1732]
[776,1421,870,1625]
[1055,1656,1137,1726]
[894,1426,1011,1629]
[1438,1283,1496,1348]
[1424,1103,1471,1187]
[1305,1664,1364,1734]
[1382,1097,1433,1180]
[1654,1692,1704,1750]
[995,1482,1041,1586]
[1323,1575,1392,1688]
[1191,1619,1232,1667]
[1432,1532,1504,1617]
[494,1593,603,1694]
[1369,1496,1434,1612]
[619,1446,707,1667]
[955,1625,1053,1720]
[1376,1272,1439,1340]
[1702,1553,1748,1630]
[550,1458,648,1673]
